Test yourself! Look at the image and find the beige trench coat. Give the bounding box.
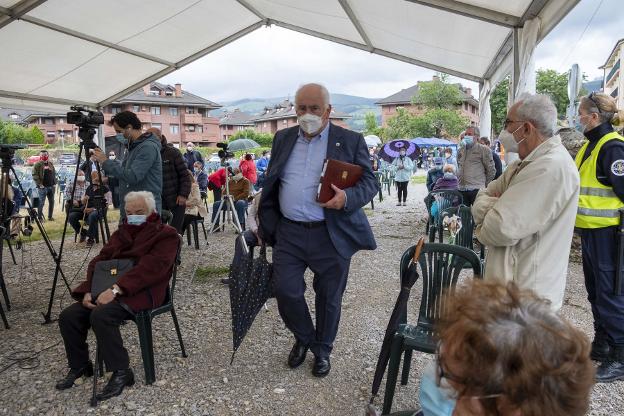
[472,135,580,310]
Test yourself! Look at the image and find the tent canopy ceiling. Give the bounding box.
[0,0,579,110]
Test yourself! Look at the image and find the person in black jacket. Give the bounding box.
[480,137,502,179]
[183,142,204,171]
[152,129,191,233]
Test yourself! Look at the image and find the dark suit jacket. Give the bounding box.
[259,123,378,259]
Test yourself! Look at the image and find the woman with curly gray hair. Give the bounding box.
[418,280,594,416]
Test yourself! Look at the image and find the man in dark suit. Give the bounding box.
[259,83,378,377]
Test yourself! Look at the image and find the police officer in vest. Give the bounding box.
[576,92,624,382]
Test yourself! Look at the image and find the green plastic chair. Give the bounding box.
[133,234,187,384]
[437,205,486,267]
[381,243,482,415]
[424,190,463,241]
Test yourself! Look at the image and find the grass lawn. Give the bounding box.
[410,175,426,184]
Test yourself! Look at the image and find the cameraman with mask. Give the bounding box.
[91,111,162,219]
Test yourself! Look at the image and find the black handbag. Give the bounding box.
[91,258,135,299]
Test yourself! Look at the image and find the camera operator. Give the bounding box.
[211,167,251,230]
[91,111,162,219]
[207,167,227,202]
[32,149,57,221]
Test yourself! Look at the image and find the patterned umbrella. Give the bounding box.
[378,139,420,163]
[229,242,273,364]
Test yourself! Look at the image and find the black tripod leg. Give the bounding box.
[6,238,16,265]
[0,298,8,329]
[0,238,9,311]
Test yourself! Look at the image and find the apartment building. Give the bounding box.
[375,76,479,127]
[219,108,255,141]
[601,38,623,110]
[252,99,350,135]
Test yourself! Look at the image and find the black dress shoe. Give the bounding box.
[591,338,611,362]
[312,355,331,377]
[55,361,93,390]
[287,341,308,368]
[596,360,624,383]
[96,369,134,401]
[220,278,231,285]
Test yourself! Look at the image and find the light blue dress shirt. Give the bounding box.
[279,123,329,221]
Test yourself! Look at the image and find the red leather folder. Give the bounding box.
[316,159,363,203]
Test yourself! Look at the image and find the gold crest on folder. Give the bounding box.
[341,171,348,180]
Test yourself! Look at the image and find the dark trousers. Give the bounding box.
[58,302,132,371]
[68,210,101,239]
[212,199,247,228]
[169,204,186,234]
[212,187,222,202]
[580,227,624,346]
[396,181,408,203]
[110,185,120,209]
[182,214,202,233]
[272,219,351,357]
[459,189,479,206]
[37,186,55,219]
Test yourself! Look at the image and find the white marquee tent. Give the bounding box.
[0,0,580,134]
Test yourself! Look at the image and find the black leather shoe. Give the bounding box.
[96,369,135,401]
[55,361,93,390]
[287,341,308,368]
[312,355,331,377]
[220,278,231,285]
[591,338,611,362]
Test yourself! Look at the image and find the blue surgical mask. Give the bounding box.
[116,133,128,145]
[443,172,455,179]
[462,136,474,147]
[419,361,456,416]
[126,214,147,225]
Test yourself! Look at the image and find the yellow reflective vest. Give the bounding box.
[575,131,624,228]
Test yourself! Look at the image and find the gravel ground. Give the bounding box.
[1,178,623,415]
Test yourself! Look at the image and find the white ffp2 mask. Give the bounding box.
[298,113,323,135]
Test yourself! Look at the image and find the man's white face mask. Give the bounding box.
[498,125,525,153]
[298,113,323,135]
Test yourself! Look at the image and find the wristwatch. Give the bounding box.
[111,286,121,297]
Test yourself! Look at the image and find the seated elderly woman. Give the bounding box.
[56,191,179,401]
[419,280,594,416]
[430,164,460,220]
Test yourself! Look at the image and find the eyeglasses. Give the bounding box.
[436,343,504,401]
[503,119,524,128]
[587,92,603,114]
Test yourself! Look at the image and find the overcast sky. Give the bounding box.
[160,0,621,103]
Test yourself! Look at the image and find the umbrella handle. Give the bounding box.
[412,237,425,263]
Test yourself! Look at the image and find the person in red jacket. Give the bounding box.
[208,167,227,202]
[239,153,257,185]
[55,191,179,401]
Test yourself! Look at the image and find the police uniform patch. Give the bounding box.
[611,160,624,176]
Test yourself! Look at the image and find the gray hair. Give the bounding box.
[295,83,330,109]
[124,191,156,213]
[514,93,557,138]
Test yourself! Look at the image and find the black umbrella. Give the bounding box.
[378,139,420,163]
[229,242,273,364]
[370,237,425,403]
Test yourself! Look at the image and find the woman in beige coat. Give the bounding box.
[183,170,208,232]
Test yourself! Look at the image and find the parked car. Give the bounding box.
[57,153,78,166]
[26,155,41,166]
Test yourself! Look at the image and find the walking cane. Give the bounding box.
[615,208,624,295]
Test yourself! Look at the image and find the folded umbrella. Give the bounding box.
[370,237,425,403]
[229,243,273,364]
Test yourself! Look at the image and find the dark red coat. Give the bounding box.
[208,168,227,188]
[72,214,179,312]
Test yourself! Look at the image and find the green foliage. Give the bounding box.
[363,111,385,140]
[0,120,47,144]
[490,77,510,135]
[385,75,468,139]
[536,69,570,118]
[412,73,462,110]
[229,129,274,147]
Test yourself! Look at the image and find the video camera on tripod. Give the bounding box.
[217,142,235,166]
[67,106,104,150]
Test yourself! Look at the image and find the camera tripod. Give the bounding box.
[42,124,110,324]
[208,162,249,254]
[0,145,72,329]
